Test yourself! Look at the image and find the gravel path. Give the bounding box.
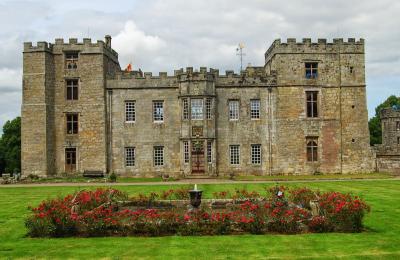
[1,177,398,188]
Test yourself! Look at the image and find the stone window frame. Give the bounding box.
[305,62,318,79]
[229,100,240,121]
[154,146,164,166]
[229,144,240,165]
[125,147,135,167]
[65,51,79,70]
[305,90,319,118]
[183,141,190,164]
[66,79,79,101]
[207,140,212,163]
[182,98,189,120]
[396,121,400,131]
[206,98,212,120]
[191,98,204,120]
[251,144,262,165]
[66,113,79,135]
[306,136,318,162]
[250,99,261,119]
[125,101,136,123]
[153,100,164,123]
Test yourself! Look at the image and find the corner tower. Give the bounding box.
[264,38,374,174]
[22,37,120,176]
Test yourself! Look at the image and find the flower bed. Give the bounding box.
[25,186,370,237]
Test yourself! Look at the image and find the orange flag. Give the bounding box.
[125,63,132,72]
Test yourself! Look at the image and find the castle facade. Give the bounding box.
[21,36,375,177]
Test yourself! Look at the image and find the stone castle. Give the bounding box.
[22,36,377,177]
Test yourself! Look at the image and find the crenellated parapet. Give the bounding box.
[265,38,365,63]
[23,36,119,63]
[107,66,276,89]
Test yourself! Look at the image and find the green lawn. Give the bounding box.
[0,180,400,259]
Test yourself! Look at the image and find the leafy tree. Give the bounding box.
[0,117,21,174]
[368,95,400,145]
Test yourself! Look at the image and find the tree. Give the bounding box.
[368,95,400,145]
[0,117,21,174]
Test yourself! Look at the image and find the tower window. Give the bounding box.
[153,101,164,122]
[250,99,260,119]
[125,147,135,166]
[66,113,78,135]
[305,62,318,79]
[306,91,318,118]
[65,52,78,69]
[125,101,136,122]
[229,100,239,120]
[66,79,78,100]
[306,137,318,162]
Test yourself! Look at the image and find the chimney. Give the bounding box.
[105,35,112,48]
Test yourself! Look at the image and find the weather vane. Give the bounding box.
[236,43,246,72]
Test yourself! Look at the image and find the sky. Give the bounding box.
[0,0,399,131]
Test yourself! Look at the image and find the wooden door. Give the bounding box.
[65,148,77,173]
[191,141,205,174]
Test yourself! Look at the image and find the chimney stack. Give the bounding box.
[105,35,112,48]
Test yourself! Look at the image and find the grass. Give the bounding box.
[26,176,171,183]
[0,180,400,259]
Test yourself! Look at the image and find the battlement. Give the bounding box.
[380,106,400,119]
[265,38,365,63]
[23,36,118,60]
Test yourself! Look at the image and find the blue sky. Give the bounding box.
[0,0,399,131]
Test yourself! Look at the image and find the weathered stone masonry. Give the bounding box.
[22,36,375,177]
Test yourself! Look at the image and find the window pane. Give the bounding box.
[183,99,189,119]
[125,147,135,166]
[191,99,204,120]
[125,101,136,122]
[229,100,239,120]
[184,141,189,163]
[207,141,212,163]
[153,101,164,122]
[206,98,212,119]
[230,145,240,165]
[154,146,164,166]
[250,99,260,119]
[251,144,261,164]
[306,139,318,162]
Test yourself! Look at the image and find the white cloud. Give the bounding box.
[113,21,167,69]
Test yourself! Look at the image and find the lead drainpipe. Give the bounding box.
[268,86,273,175]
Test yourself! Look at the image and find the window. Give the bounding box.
[230,145,240,165]
[305,62,318,79]
[398,137,400,145]
[65,52,78,69]
[251,144,261,164]
[207,141,212,163]
[396,121,400,131]
[153,101,164,122]
[154,146,164,166]
[229,100,239,120]
[206,98,212,119]
[349,66,354,74]
[306,137,318,162]
[191,99,203,120]
[250,99,260,119]
[182,98,189,120]
[306,91,318,118]
[125,147,135,166]
[66,79,78,100]
[66,113,78,134]
[183,141,189,163]
[65,148,76,173]
[125,101,136,122]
